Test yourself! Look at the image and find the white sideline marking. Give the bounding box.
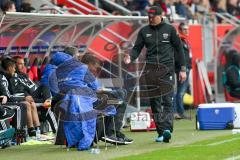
[207,138,240,146]
[225,155,240,160]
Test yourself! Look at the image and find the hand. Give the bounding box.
[96,88,104,93]
[43,99,52,108]
[179,71,187,83]
[25,96,34,103]
[0,96,7,104]
[123,54,131,64]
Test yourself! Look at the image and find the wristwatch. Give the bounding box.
[180,66,186,72]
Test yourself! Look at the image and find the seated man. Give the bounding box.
[1,58,40,136]
[13,56,52,107]
[0,65,27,131]
[81,53,133,145]
[226,52,240,98]
[13,56,57,133]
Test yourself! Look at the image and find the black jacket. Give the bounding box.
[0,74,25,102]
[131,21,186,70]
[4,72,37,98]
[17,71,38,94]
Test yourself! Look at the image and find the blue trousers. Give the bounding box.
[173,71,190,115]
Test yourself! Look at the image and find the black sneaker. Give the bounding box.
[117,132,133,144]
[123,136,133,144]
[0,108,15,121]
[28,128,36,137]
[101,135,125,145]
[101,135,118,143]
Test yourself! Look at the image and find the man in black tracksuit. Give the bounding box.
[124,6,186,143]
[0,73,27,131]
[1,58,40,136]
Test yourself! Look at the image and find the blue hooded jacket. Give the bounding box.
[40,52,72,93]
[48,52,116,150]
[49,52,116,151]
[56,57,99,150]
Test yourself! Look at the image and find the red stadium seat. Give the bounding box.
[28,70,34,81]
[30,57,41,81]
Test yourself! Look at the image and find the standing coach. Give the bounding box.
[124,6,187,143]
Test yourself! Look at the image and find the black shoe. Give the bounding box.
[124,136,133,144]
[117,132,133,144]
[101,135,125,145]
[101,135,118,143]
[28,128,36,137]
[118,136,133,145]
[0,108,15,121]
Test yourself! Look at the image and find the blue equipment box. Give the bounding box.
[197,103,235,130]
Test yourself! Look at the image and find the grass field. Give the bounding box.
[115,134,240,160]
[0,119,237,160]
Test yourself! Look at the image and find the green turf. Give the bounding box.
[114,134,240,160]
[0,118,234,160]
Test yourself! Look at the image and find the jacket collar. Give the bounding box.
[149,20,164,29]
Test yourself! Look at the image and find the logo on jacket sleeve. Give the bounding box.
[146,34,152,38]
[163,33,169,39]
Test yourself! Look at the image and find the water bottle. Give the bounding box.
[24,128,30,142]
[36,128,41,141]
[94,148,100,154]
[90,148,100,154]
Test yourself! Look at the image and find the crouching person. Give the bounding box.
[49,52,101,150]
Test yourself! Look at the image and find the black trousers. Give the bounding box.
[149,71,175,136]
[5,103,27,130]
[32,85,52,103]
[51,94,66,145]
[0,102,27,130]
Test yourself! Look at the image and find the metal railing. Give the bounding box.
[37,6,83,14]
[220,12,240,25]
[214,12,239,27]
[101,0,132,15]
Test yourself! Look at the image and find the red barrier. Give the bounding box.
[188,25,205,106]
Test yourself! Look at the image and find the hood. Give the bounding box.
[50,52,72,66]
